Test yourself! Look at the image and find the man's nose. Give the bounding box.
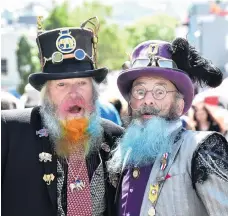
[143,91,154,106]
[69,84,81,98]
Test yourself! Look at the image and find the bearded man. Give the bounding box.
[1,18,123,216]
[108,38,228,216]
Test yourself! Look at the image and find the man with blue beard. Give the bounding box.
[1,17,123,216]
[107,39,228,216]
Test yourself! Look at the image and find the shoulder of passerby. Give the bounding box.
[191,132,228,215]
[101,118,124,150]
[101,118,124,138]
[1,108,33,124]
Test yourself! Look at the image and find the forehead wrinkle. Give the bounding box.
[133,81,146,87]
[133,80,169,88]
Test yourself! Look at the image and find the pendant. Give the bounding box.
[69,179,85,192]
[148,206,156,216]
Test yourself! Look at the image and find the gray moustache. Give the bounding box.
[140,106,161,115]
[133,106,161,118]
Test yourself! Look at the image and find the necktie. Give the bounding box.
[67,153,92,216]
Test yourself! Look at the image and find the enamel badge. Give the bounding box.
[69,179,85,192]
[56,29,76,54]
[148,206,156,216]
[149,184,159,204]
[160,152,169,171]
[101,142,111,152]
[39,152,52,162]
[148,44,159,56]
[36,128,48,137]
[43,174,55,185]
[132,167,140,179]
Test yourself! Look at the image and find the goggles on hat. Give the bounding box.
[44,49,94,65]
[132,57,178,69]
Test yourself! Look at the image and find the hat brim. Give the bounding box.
[29,68,108,91]
[117,67,194,114]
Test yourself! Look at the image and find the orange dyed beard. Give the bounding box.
[56,118,89,157]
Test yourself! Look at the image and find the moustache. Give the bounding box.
[133,105,161,117]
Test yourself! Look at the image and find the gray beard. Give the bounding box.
[39,98,62,147]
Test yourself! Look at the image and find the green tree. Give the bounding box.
[126,14,179,49]
[16,36,40,94]
[44,2,71,30]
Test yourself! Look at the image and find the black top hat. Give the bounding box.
[29,18,108,91]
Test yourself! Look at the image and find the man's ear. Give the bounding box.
[177,98,185,116]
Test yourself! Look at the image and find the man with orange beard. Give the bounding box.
[1,17,123,216]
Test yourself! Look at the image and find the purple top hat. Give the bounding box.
[117,40,194,114]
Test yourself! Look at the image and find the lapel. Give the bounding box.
[90,153,105,213]
[31,106,57,211]
[85,130,111,214]
[141,128,185,212]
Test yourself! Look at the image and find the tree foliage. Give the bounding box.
[16,36,40,94]
[126,14,179,49]
[44,2,71,30]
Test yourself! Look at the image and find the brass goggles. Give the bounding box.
[132,57,178,69]
[44,49,94,65]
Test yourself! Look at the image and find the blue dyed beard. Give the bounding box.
[108,117,182,173]
[86,105,104,155]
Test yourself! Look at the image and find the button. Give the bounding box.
[132,167,140,179]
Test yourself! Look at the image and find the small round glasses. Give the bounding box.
[131,84,178,100]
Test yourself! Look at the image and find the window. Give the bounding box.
[1,59,8,75]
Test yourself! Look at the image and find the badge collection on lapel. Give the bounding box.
[36,122,56,190]
[36,128,55,186]
[147,152,170,216]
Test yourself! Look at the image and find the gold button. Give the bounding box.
[132,168,140,179]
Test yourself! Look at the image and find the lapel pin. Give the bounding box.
[132,167,140,179]
[39,152,52,162]
[43,174,55,185]
[160,152,169,171]
[101,142,110,152]
[36,128,48,137]
[70,179,85,192]
[149,184,159,204]
[156,174,172,182]
[148,206,156,216]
